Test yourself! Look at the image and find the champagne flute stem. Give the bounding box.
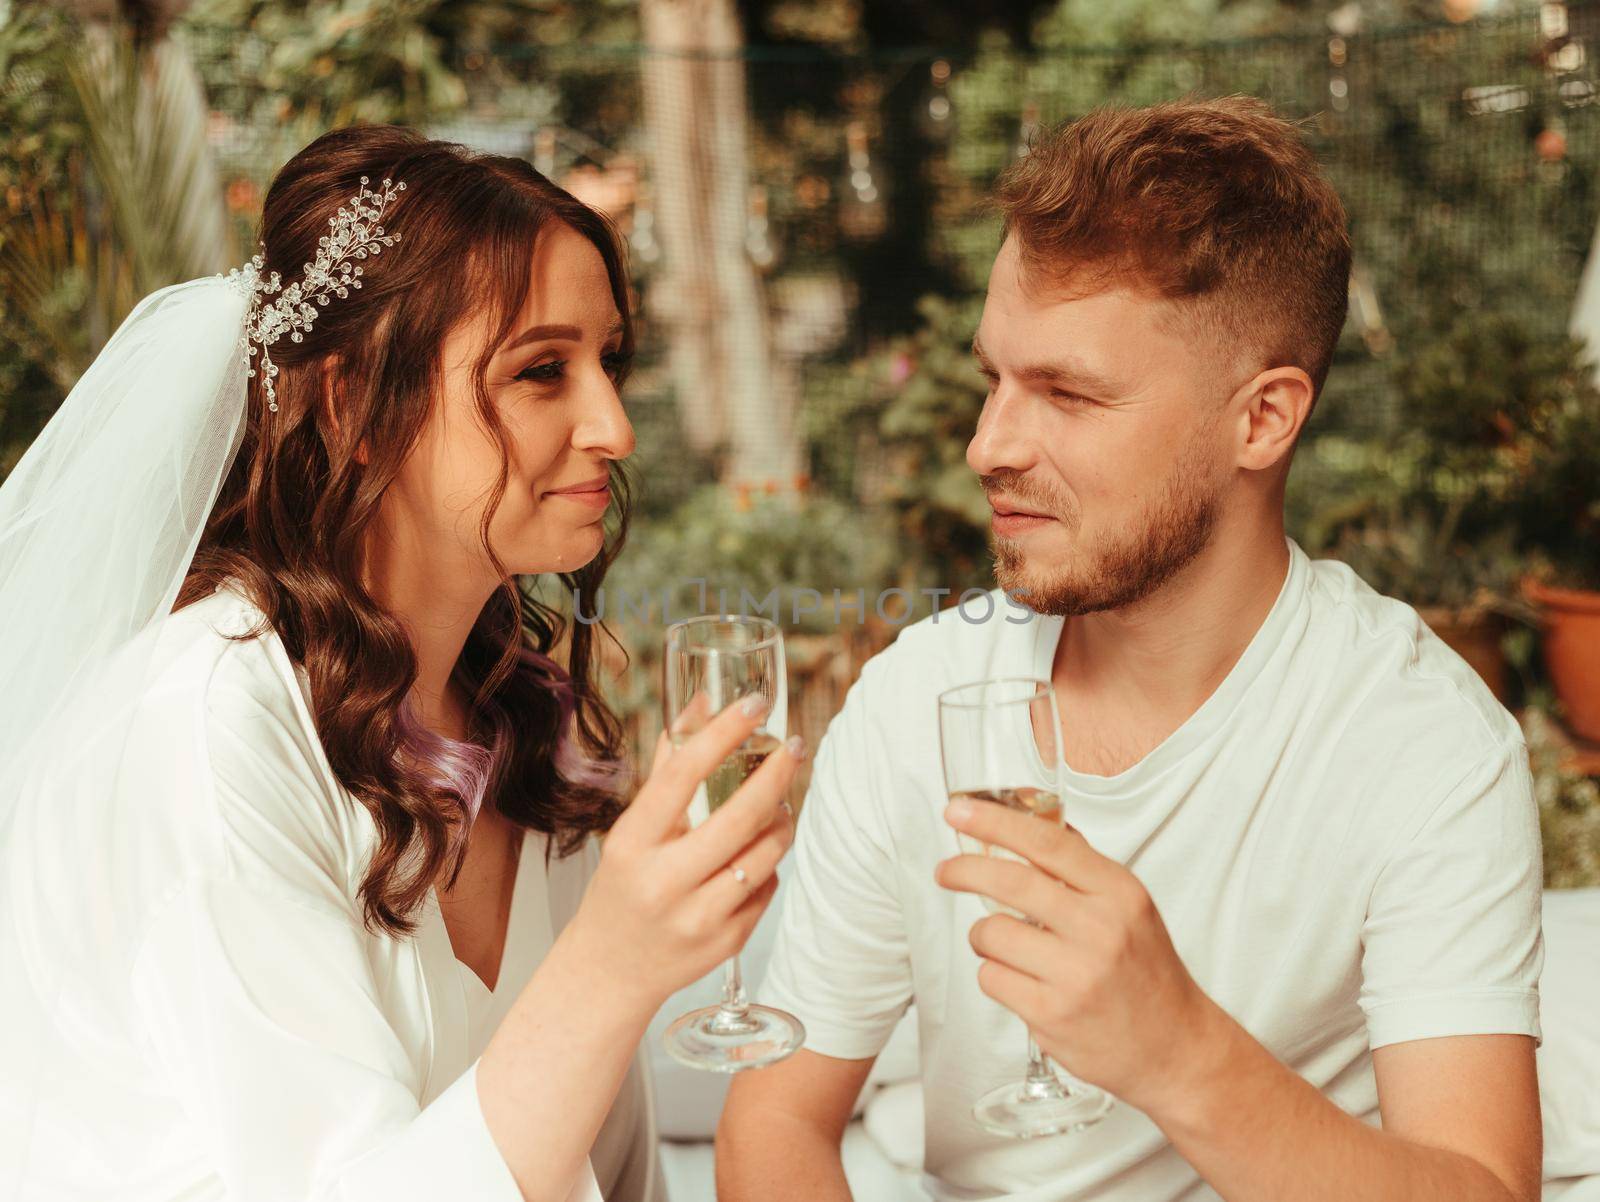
[718,953,750,1019]
[1023,1034,1067,1097]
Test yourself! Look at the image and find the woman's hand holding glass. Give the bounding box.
[657,615,807,1071]
[564,692,803,1015]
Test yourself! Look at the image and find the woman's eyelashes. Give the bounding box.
[603,349,634,383]
[515,349,633,387]
[516,358,565,384]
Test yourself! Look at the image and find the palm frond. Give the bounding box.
[0,20,235,394]
[0,162,138,388]
[66,25,236,297]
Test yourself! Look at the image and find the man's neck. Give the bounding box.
[1051,516,1291,776]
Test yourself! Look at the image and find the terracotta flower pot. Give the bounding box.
[1416,607,1511,704]
[1525,579,1600,744]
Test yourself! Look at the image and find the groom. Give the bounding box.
[718,96,1543,1201]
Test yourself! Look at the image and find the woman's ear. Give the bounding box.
[318,358,369,466]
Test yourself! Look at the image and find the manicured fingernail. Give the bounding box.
[740,694,770,717]
[945,799,973,825]
[785,735,808,761]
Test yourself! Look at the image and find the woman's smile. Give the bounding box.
[544,472,612,510]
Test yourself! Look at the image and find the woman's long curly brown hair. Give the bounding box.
[176,124,635,936]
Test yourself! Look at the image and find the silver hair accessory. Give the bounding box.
[221,174,405,413]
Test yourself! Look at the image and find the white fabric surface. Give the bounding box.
[1547,1179,1600,1202]
[0,582,655,1202]
[759,540,1543,1202]
[659,1122,928,1202]
[1540,888,1600,1187]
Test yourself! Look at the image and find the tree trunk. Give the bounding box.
[640,0,802,492]
[1571,214,1600,391]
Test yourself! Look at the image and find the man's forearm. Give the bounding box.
[716,1107,854,1202]
[1144,1002,1524,1202]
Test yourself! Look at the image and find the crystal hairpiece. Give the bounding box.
[222,174,405,412]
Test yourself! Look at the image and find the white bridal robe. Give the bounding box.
[0,582,663,1202]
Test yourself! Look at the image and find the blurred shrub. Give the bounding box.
[801,293,993,591]
[1290,308,1600,604]
[1505,346,1600,592]
[1528,709,1600,887]
[603,484,900,637]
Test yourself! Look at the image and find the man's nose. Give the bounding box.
[966,386,1037,478]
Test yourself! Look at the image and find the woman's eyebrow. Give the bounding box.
[503,316,625,354]
[505,323,580,351]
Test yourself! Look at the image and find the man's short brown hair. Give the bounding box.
[993,95,1351,397]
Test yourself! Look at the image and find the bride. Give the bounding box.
[0,123,801,1202]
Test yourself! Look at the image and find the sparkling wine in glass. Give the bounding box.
[660,615,806,1072]
[938,676,1114,1138]
[946,785,1063,920]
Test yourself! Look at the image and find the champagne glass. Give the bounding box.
[660,615,806,1072]
[938,676,1114,1138]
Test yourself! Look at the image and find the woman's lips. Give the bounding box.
[548,485,611,509]
[546,472,611,509]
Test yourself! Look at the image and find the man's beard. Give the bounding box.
[984,450,1221,618]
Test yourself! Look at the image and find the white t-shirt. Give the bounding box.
[0,583,658,1202]
[759,541,1543,1202]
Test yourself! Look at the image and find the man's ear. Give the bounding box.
[1231,366,1314,473]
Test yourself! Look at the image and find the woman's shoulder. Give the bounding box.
[132,580,310,756]
[77,582,365,904]
[154,583,366,900]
